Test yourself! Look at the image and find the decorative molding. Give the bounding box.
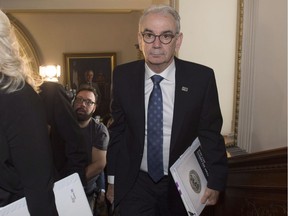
[0,0,152,12]
[241,199,287,216]
[237,0,259,152]
[170,0,179,10]
[228,163,287,174]
[3,9,135,14]
[228,146,287,167]
[233,0,244,146]
[152,0,170,4]
[7,14,40,75]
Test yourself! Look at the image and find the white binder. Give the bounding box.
[170,137,208,216]
[0,173,92,216]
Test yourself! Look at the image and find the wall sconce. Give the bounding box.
[39,65,61,82]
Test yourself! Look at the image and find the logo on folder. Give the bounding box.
[189,170,201,193]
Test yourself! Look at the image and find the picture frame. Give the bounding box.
[64,52,116,118]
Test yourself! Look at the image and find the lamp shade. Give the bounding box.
[39,65,61,82]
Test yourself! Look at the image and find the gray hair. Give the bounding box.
[139,4,181,33]
[0,10,42,93]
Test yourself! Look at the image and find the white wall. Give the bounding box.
[178,0,238,135]
[238,0,287,152]
[251,0,287,152]
[11,12,141,84]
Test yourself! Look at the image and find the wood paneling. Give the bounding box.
[203,147,287,216]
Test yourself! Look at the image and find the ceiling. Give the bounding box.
[0,0,172,12]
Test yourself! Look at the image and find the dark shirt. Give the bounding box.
[81,118,109,162]
[81,118,109,194]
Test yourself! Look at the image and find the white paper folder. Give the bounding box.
[0,173,92,216]
[170,137,208,216]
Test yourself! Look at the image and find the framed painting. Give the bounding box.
[64,52,116,118]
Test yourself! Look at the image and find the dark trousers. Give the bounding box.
[119,171,185,216]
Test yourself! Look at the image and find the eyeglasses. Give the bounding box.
[74,97,96,106]
[141,32,177,44]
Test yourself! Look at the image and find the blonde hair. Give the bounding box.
[0,10,42,93]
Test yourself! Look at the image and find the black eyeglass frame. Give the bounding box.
[74,97,96,106]
[141,32,178,44]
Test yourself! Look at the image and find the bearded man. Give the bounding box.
[72,85,109,214]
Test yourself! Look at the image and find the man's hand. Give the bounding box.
[106,184,114,204]
[200,188,220,205]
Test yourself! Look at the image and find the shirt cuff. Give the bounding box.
[107,175,115,184]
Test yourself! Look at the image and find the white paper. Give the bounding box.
[0,173,92,216]
[170,137,208,216]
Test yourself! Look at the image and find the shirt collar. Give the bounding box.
[145,60,175,82]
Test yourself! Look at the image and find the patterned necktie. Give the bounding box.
[147,75,164,182]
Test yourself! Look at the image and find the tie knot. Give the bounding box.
[151,75,163,85]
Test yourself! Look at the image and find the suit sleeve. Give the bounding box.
[53,85,88,185]
[106,67,126,177]
[198,71,228,191]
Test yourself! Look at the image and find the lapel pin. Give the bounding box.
[181,86,188,92]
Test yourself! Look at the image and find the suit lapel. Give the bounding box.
[133,62,146,147]
[170,59,189,154]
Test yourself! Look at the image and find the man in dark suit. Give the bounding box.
[106,4,227,216]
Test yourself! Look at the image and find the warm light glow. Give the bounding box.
[39,65,61,82]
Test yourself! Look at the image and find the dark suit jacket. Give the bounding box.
[39,82,88,185]
[0,83,58,215]
[107,58,228,212]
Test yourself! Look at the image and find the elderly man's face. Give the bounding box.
[85,71,94,82]
[138,12,183,73]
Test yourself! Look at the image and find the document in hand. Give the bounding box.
[170,137,209,216]
[0,173,92,216]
